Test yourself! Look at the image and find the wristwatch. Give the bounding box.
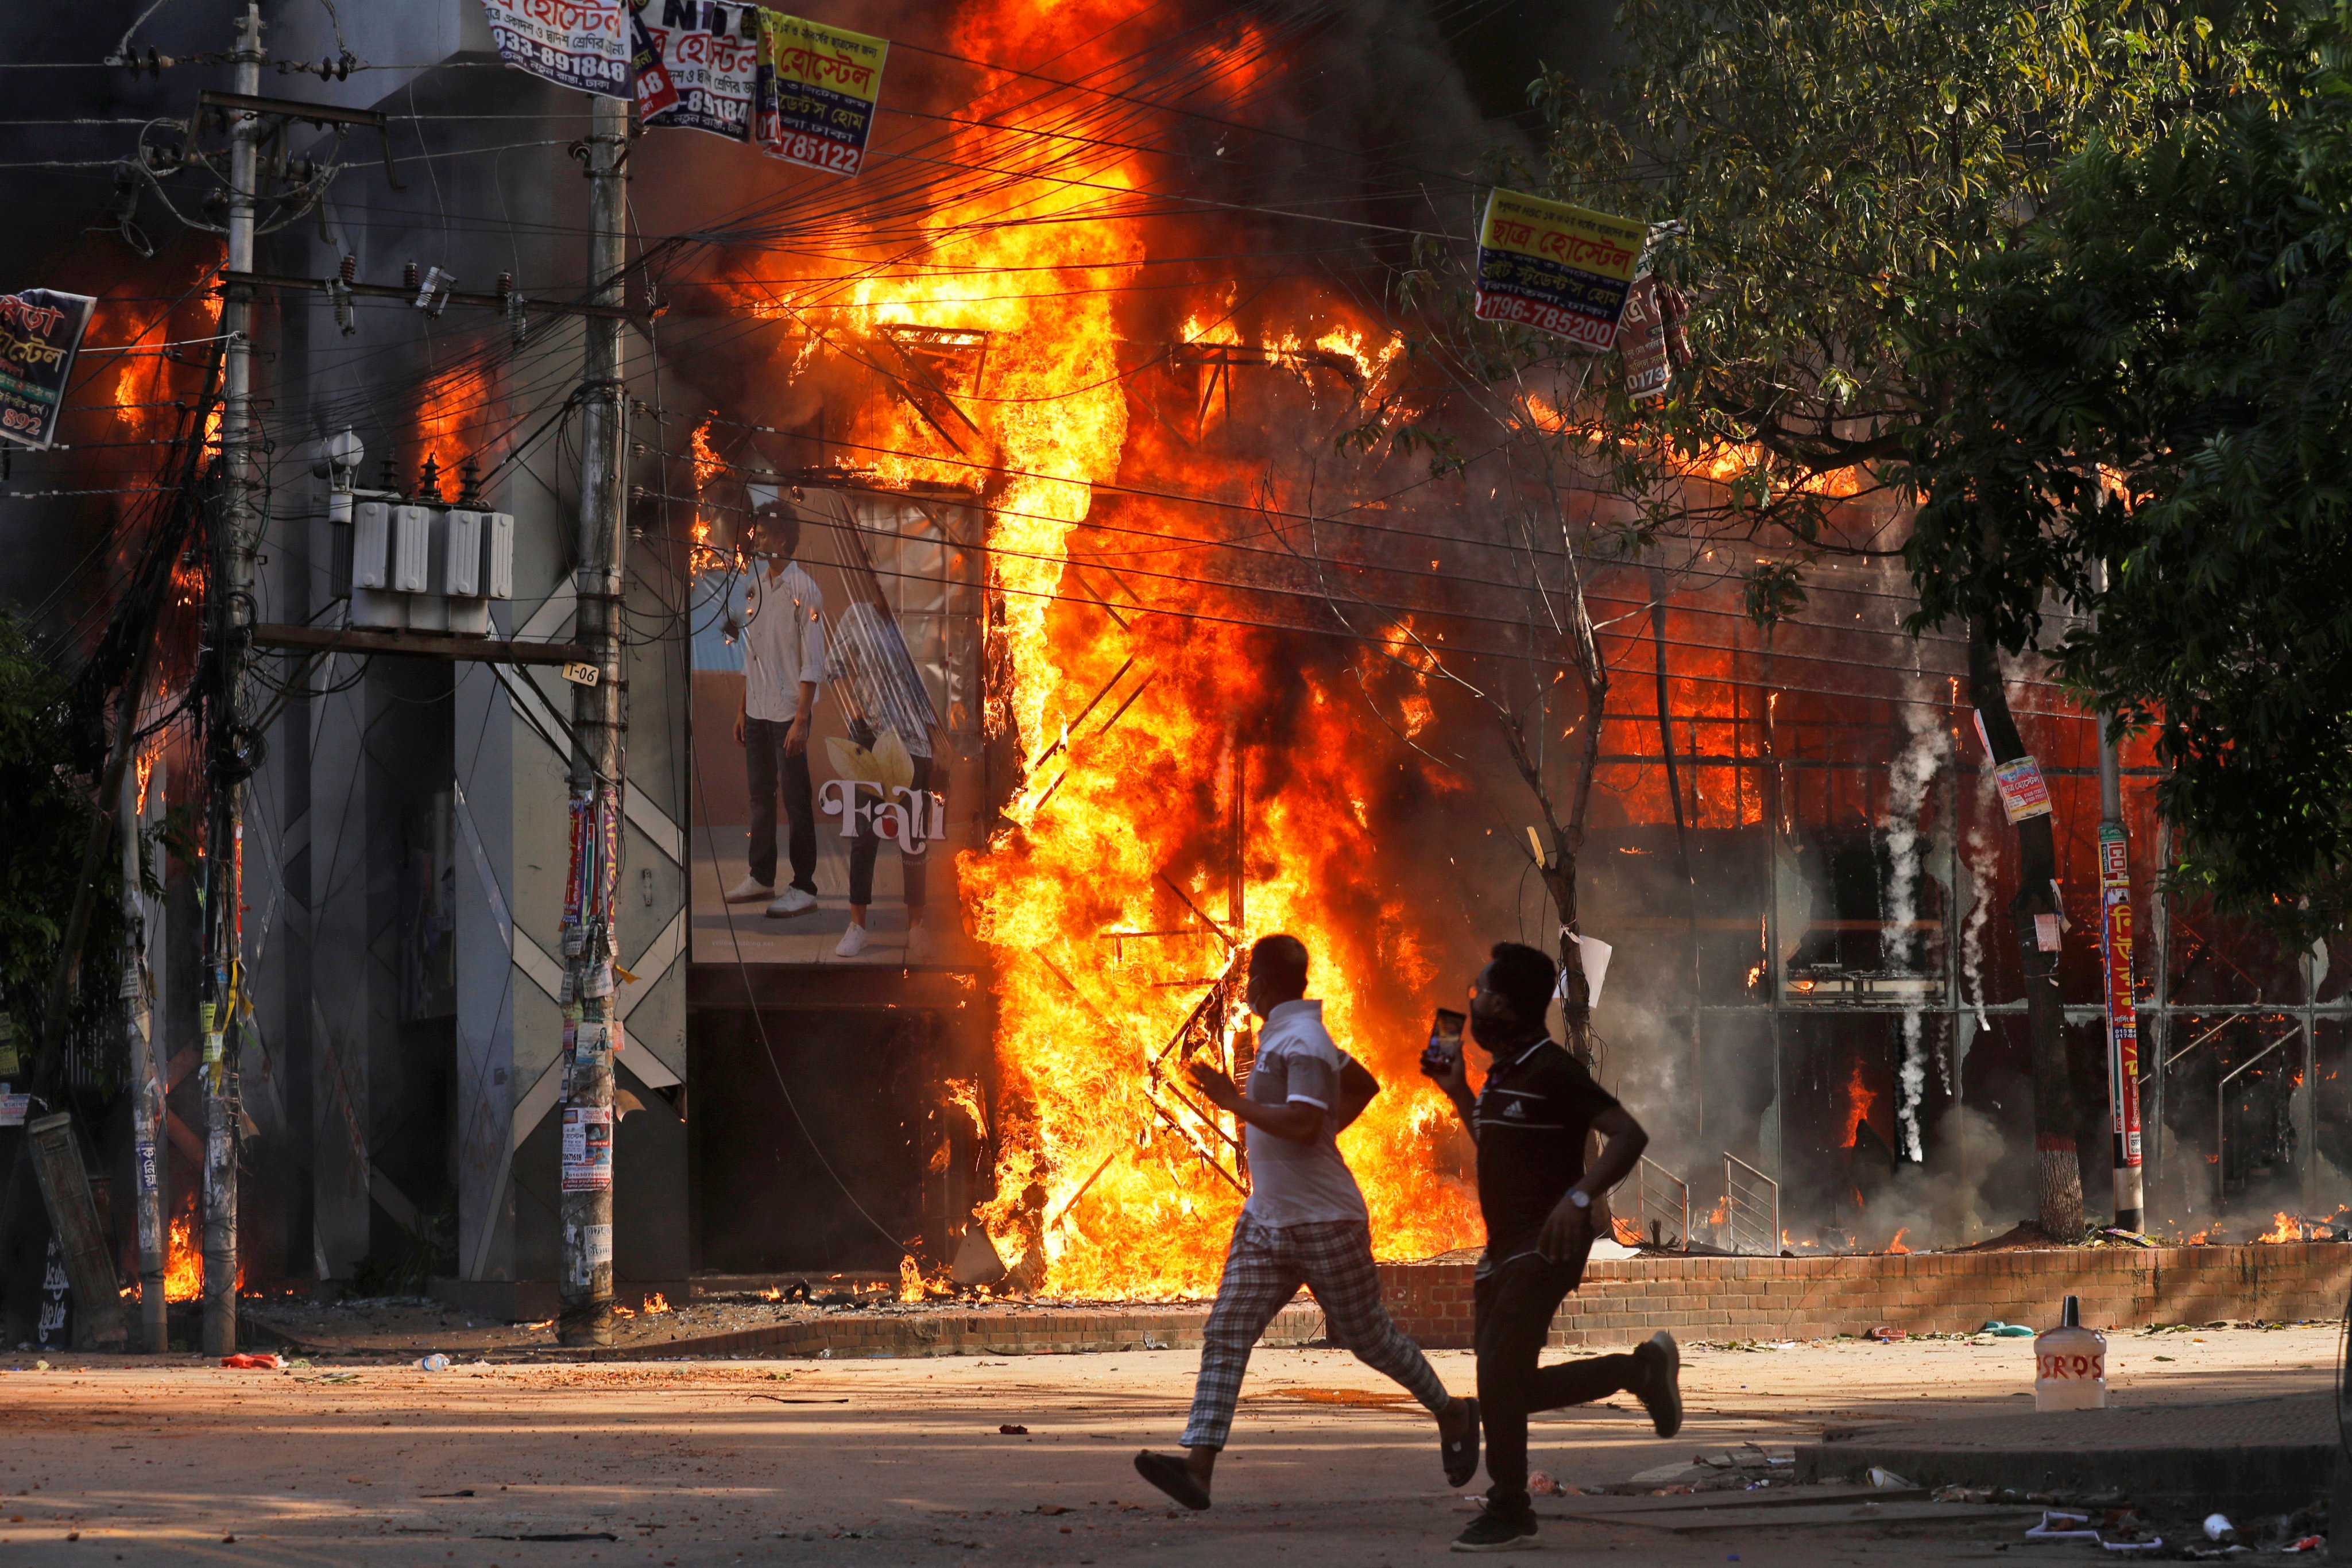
[1568,1189,1592,1210]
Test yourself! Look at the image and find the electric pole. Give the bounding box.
[203,0,264,1356]
[127,762,166,1353]
[2093,563,2144,1232]
[556,90,631,1348]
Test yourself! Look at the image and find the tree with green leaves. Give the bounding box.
[1512,0,2280,1238]
[0,609,132,1081]
[1902,9,2352,940]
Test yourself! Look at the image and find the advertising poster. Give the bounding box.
[1615,262,1690,402]
[641,1,761,141]
[478,0,630,98]
[629,12,679,120]
[1993,754,2053,822]
[0,289,94,451]
[1473,188,1646,350]
[687,486,985,967]
[560,1105,613,1192]
[2099,823,2142,1164]
[756,11,889,176]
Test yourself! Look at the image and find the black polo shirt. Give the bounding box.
[1473,1037,1619,1267]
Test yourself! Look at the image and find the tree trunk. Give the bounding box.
[1650,567,1703,1145]
[1968,617,2086,1241]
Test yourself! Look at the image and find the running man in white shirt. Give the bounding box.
[722,500,827,920]
[1132,934,1479,1510]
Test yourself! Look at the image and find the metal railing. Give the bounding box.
[2216,1031,2293,1206]
[1723,1153,1780,1256]
[1631,1156,1690,1250]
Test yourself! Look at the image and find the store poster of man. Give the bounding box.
[699,488,953,964]
[817,497,946,964]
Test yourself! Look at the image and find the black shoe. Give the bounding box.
[1451,1509,1538,1552]
[1633,1330,1683,1438]
[1441,1396,1481,1488]
[1132,1450,1211,1511]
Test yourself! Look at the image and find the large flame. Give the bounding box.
[707,0,1793,1296]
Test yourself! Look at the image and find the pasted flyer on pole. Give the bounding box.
[756,11,889,176]
[2098,822,2142,1164]
[562,1105,614,1192]
[1472,189,1645,350]
[0,289,95,451]
[479,0,630,98]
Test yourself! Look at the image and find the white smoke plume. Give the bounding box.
[1881,676,1943,1161]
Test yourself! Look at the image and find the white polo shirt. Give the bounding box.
[741,559,826,722]
[1241,999,1370,1228]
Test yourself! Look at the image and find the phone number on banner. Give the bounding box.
[500,37,627,91]
[1474,290,1616,349]
[766,130,865,176]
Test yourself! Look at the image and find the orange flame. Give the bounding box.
[2259,1212,2303,1243]
[706,0,1811,1299]
[1887,1228,1911,1255]
[643,1291,671,1314]
[1843,1058,1880,1149]
[164,1206,203,1303]
[690,416,720,551]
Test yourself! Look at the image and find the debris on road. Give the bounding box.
[219,1353,280,1369]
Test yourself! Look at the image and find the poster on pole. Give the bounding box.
[561,1105,613,1191]
[479,0,630,98]
[756,11,889,176]
[1473,189,1646,350]
[2098,822,2142,1165]
[0,289,95,451]
[641,1,761,141]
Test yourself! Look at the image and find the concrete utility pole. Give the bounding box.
[556,91,632,1347]
[2093,563,2144,1233]
[126,763,166,1353]
[203,0,265,1356]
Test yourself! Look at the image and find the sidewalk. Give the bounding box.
[1799,1388,2336,1513]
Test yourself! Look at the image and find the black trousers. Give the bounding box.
[743,717,817,895]
[845,751,932,909]
[1475,1244,1641,1519]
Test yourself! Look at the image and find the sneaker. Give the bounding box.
[723,876,774,904]
[764,886,817,918]
[834,923,868,958]
[1451,1510,1538,1552]
[1633,1330,1683,1438]
[904,922,938,966]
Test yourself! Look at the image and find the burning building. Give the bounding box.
[3,0,2346,1341]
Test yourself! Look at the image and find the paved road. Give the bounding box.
[0,1325,2332,1565]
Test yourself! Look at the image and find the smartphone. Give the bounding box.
[1421,1008,1466,1076]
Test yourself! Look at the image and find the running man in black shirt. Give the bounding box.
[1423,941,1685,1552]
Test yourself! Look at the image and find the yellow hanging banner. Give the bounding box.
[756,11,888,177]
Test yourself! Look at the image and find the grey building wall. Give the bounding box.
[247,0,689,1294]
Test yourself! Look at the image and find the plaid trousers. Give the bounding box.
[1180,1214,1452,1450]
